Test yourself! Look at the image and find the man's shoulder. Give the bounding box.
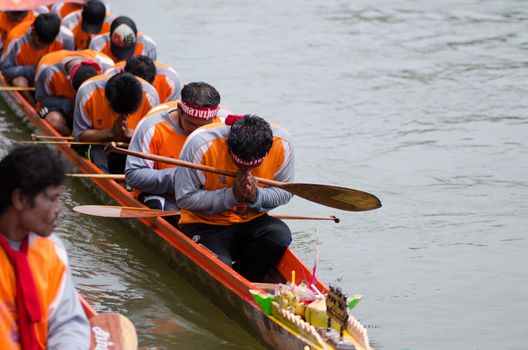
[30,233,69,265]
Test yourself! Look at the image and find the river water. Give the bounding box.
[1,0,527,349]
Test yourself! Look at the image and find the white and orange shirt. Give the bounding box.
[34,49,114,115]
[125,101,227,198]
[105,60,183,103]
[0,233,89,349]
[0,21,74,83]
[174,122,295,225]
[73,74,160,140]
[88,32,157,63]
[62,10,113,50]
[50,1,110,19]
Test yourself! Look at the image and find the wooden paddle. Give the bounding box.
[89,313,138,350]
[68,173,126,180]
[73,205,341,223]
[19,140,129,146]
[31,133,74,141]
[107,143,381,212]
[0,86,35,91]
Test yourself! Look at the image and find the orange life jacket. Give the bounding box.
[0,235,68,350]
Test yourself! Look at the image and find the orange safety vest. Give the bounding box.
[179,123,291,225]
[1,21,72,66]
[62,10,113,50]
[105,60,182,103]
[0,235,67,350]
[89,32,157,63]
[34,49,115,111]
[0,12,35,45]
[74,74,159,136]
[50,2,83,19]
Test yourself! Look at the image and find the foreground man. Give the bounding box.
[0,145,89,349]
[125,82,226,225]
[174,115,294,282]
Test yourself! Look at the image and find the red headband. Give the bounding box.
[230,151,267,168]
[69,60,101,82]
[181,101,219,120]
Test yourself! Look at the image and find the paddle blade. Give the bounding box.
[89,313,137,350]
[73,205,180,218]
[281,183,382,211]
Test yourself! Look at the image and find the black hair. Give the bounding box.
[227,115,273,162]
[71,65,98,91]
[0,145,66,214]
[124,56,156,84]
[33,13,61,45]
[181,82,220,107]
[105,72,143,115]
[6,11,28,22]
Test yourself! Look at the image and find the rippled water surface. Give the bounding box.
[1,0,527,349]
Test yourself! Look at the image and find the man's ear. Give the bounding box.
[11,189,27,210]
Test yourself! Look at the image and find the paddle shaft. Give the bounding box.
[67,173,126,180]
[31,133,74,140]
[111,143,297,187]
[0,86,35,91]
[109,143,382,212]
[73,205,340,222]
[20,140,129,146]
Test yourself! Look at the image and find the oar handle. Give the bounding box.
[19,140,129,146]
[109,143,285,186]
[67,173,126,180]
[109,142,239,177]
[31,133,74,141]
[0,85,35,91]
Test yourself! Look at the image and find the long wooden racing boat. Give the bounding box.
[0,81,373,350]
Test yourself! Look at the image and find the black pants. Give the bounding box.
[87,145,126,174]
[179,214,292,282]
[138,192,180,228]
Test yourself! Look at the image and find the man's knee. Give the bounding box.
[262,217,292,247]
[12,76,29,87]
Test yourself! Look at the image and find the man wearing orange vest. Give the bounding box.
[73,72,160,173]
[89,16,156,62]
[125,82,227,226]
[105,55,183,103]
[50,0,110,19]
[62,0,113,50]
[34,49,114,135]
[174,115,294,282]
[0,13,74,105]
[0,145,90,349]
[0,11,35,51]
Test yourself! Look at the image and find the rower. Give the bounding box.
[105,55,183,103]
[174,115,294,282]
[0,13,74,106]
[61,0,114,50]
[0,145,90,349]
[89,16,157,63]
[34,49,115,135]
[0,7,48,51]
[50,0,110,20]
[125,82,226,226]
[72,73,160,173]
